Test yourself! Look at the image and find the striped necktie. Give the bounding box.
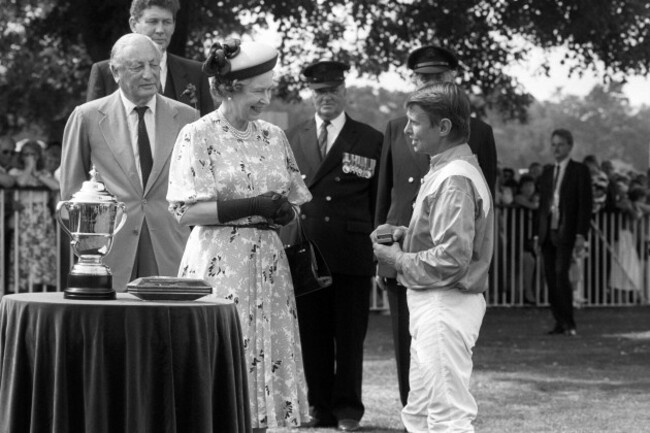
[318,120,331,160]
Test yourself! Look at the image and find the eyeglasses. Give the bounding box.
[21,152,36,157]
[0,150,12,155]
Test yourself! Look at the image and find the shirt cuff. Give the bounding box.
[394,251,406,274]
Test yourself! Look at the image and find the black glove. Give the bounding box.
[217,192,288,223]
[273,200,295,226]
[252,192,288,219]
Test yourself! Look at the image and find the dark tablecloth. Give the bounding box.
[0,293,250,433]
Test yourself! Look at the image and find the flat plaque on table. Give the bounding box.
[127,276,213,301]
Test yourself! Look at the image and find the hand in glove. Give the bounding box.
[217,191,288,222]
[273,200,295,226]
[252,191,287,219]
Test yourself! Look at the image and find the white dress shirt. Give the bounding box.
[315,111,346,155]
[551,157,570,227]
[159,51,168,92]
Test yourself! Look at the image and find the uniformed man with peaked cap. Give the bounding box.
[286,59,383,432]
[374,44,498,408]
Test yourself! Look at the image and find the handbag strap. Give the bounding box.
[293,213,307,244]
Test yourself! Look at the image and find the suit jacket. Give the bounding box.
[536,159,593,245]
[60,91,197,290]
[286,114,383,276]
[86,53,213,116]
[375,115,497,229]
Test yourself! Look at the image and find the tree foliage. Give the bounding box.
[1,0,650,137]
[488,83,650,172]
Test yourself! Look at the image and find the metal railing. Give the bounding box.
[0,188,67,295]
[370,206,650,311]
[2,190,648,308]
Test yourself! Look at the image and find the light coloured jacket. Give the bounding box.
[60,91,197,290]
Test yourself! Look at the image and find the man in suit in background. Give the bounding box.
[286,60,383,432]
[374,45,497,407]
[536,129,592,336]
[86,0,213,116]
[61,33,196,291]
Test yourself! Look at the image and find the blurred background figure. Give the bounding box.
[0,135,17,188]
[8,139,58,291]
[513,174,539,304]
[527,161,543,182]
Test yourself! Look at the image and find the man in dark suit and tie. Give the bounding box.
[374,45,497,407]
[61,33,196,291]
[86,0,213,116]
[536,129,592,336]
[286,60,383,432]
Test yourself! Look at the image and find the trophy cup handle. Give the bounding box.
[55,201,73,238]
[114,203,128,235]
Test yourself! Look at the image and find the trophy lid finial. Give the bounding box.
[68,167,118,203]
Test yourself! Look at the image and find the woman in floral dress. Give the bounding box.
[167,40,312,431]
[8,140,59,291]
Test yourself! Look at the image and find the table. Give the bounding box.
[0,293,250,433]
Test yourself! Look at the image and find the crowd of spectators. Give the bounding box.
[0,135,61,292]
[495,155,650,303]
[497,156,650,218]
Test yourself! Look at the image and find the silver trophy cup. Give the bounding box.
[56,167,127,300]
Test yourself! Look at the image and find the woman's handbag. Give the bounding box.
[281,218,333,297]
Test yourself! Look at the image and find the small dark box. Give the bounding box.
[375,229,395,245]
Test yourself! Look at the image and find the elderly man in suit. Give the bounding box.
[286,60,383,432]
[61,33,196,291]
[374,45,497,408]
[536,129,592,336]
[86,0,213,116]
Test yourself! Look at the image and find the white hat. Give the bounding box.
[203,39,278,81]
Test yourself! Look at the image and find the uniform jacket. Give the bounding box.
[60,91,196,290]
[536,159,592,245]
[286,114,383,276]
[86,53,213,116]
[375,115,497,229]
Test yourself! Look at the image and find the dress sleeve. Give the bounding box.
[167,121,217,221]
[280,129,312,207]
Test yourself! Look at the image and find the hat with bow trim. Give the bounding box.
[203,39,278,80]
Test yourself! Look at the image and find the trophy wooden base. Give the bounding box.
[65,274,116,300]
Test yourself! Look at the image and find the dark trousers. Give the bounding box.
[386,279,410,407]
[296,273,371,422]
[541,231,576,330]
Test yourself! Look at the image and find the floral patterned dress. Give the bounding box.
[167,110,312,428]
[7,168,57,291]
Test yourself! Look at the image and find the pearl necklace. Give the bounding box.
[218,109,255,141]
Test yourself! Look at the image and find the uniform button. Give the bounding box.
[133,229,139,235]
[301,174,307,180]
[334,177,341,182]
[325,196,332,201]
[324,216,330,222]
[142,199,147,204]
[301,214,306,220]
[408,177,414,183]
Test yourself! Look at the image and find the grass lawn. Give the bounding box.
[273,306,650,432]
